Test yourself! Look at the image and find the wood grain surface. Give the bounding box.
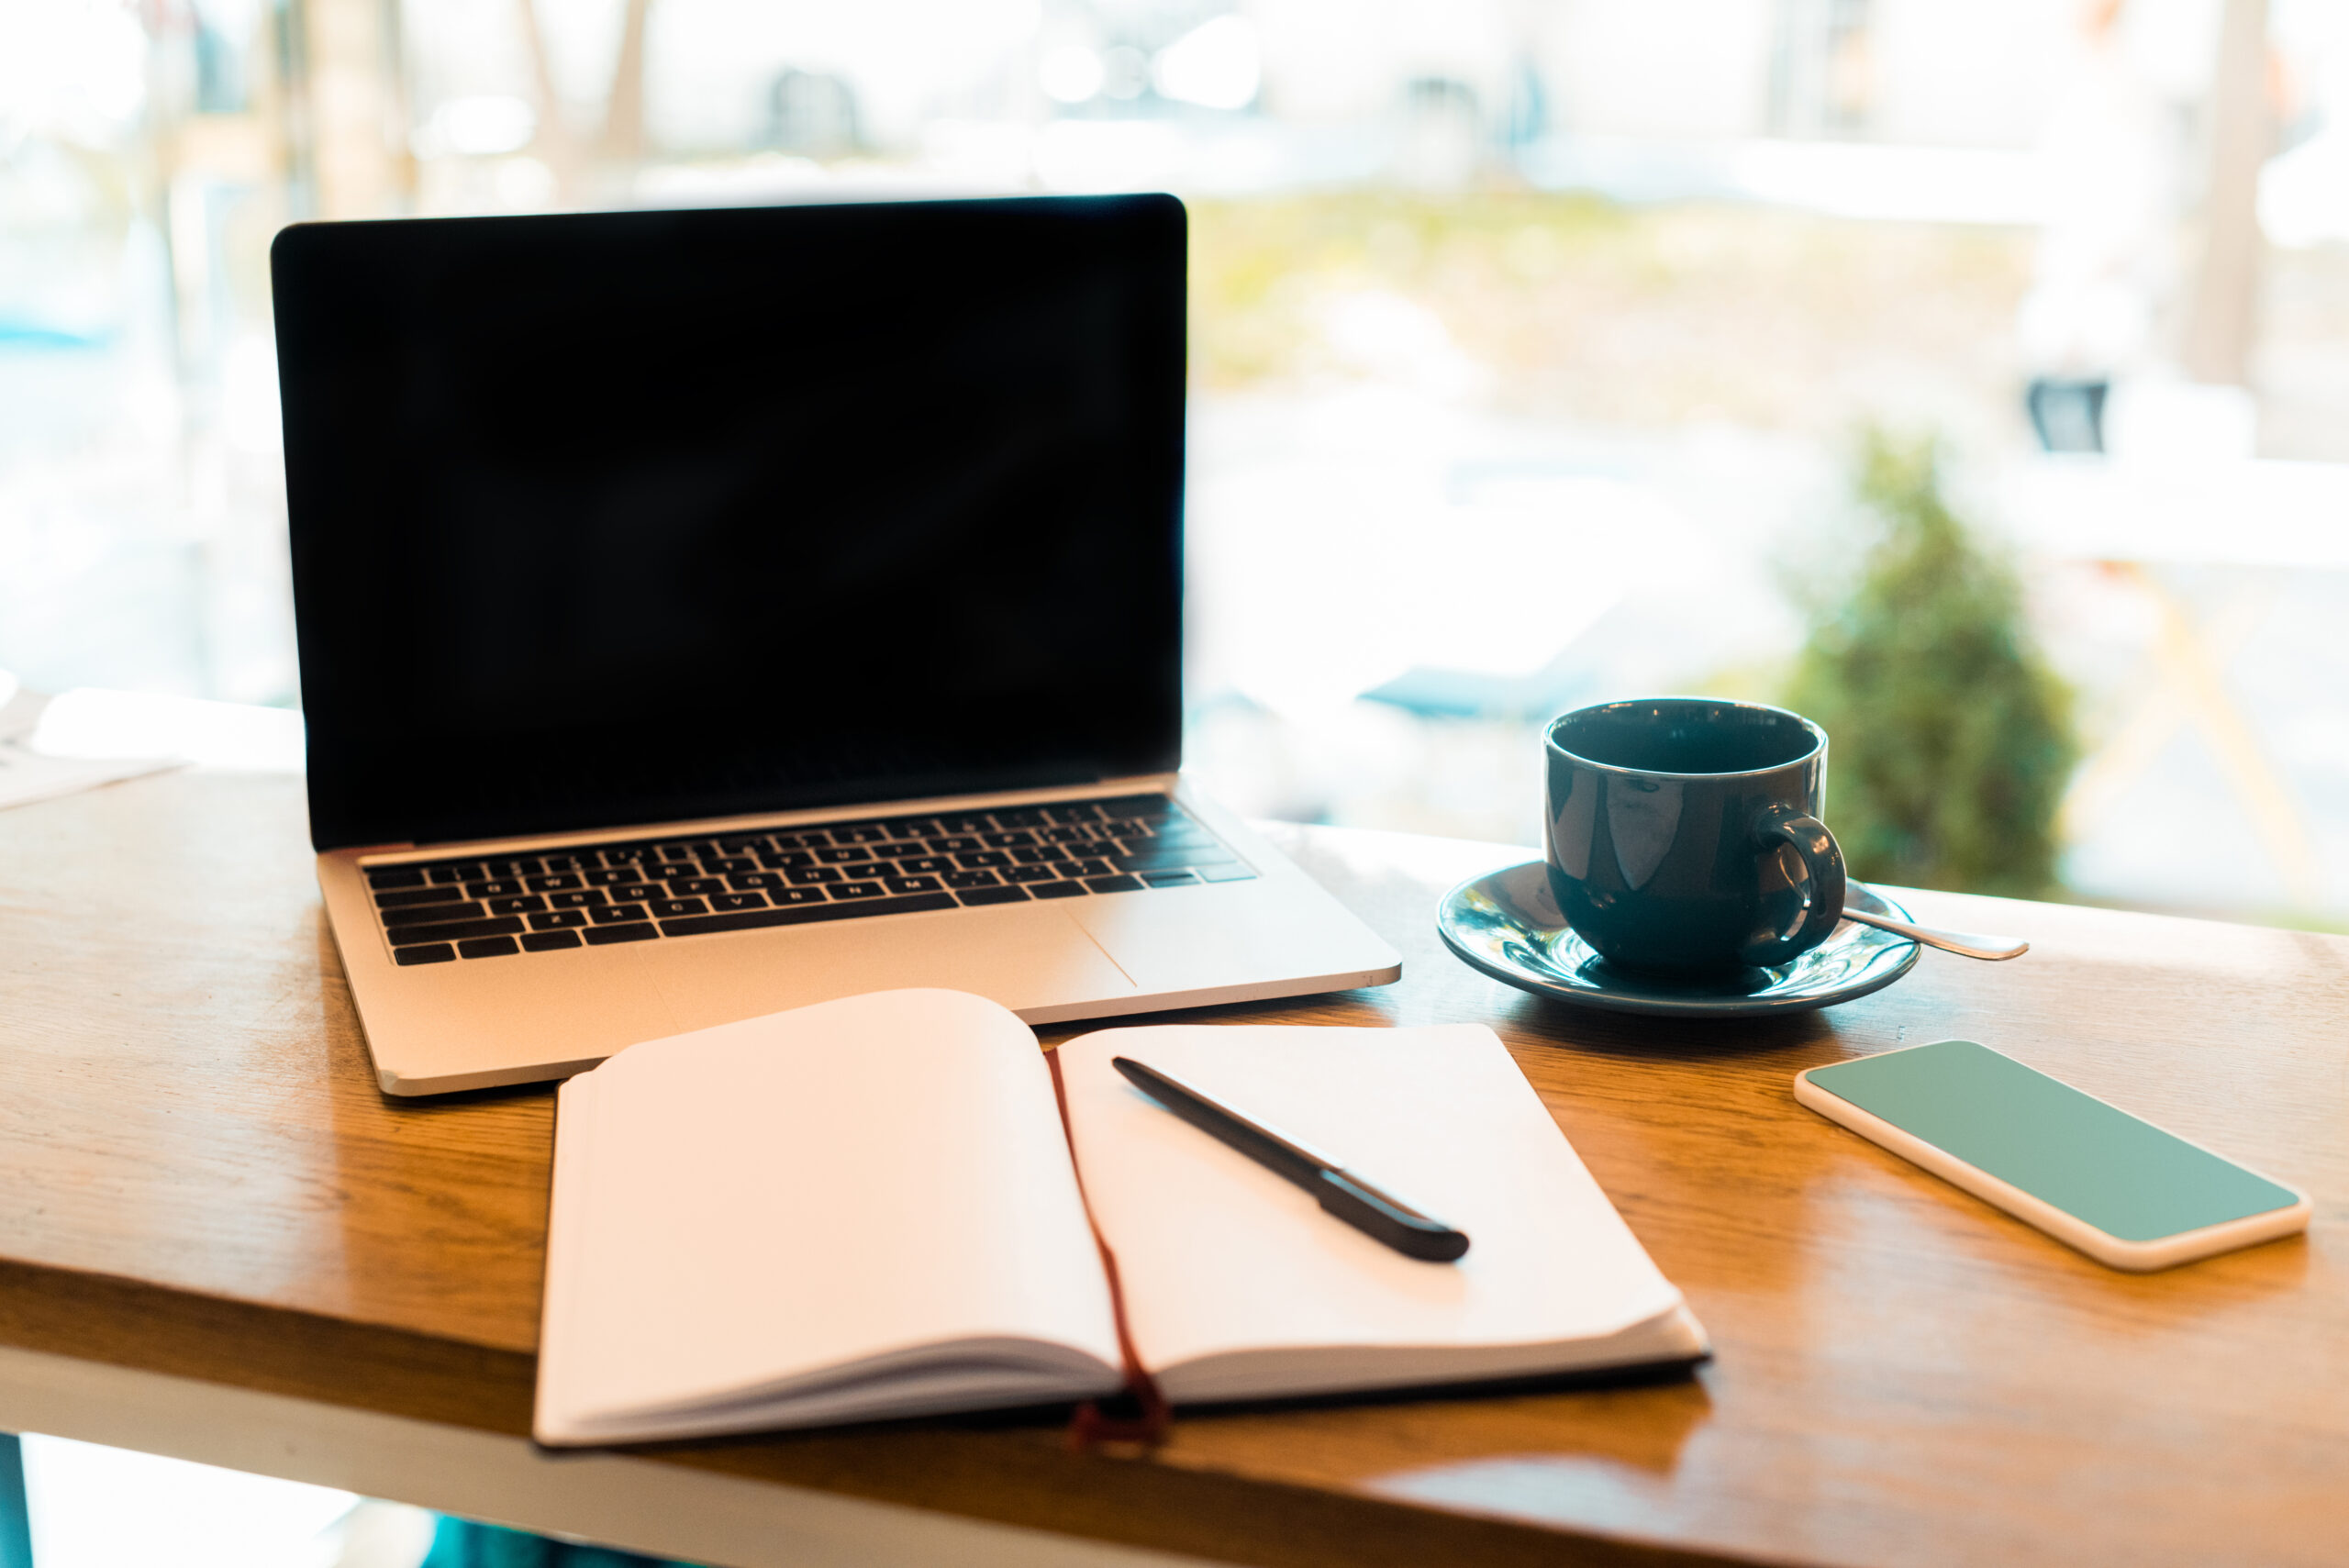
[0,769,2340,1568]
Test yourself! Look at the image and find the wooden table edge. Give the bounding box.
[0,1251,1764,1568]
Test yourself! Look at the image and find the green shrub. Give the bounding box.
[1783,431,2077,896]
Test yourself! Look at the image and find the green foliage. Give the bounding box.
[1783,431,2077,896]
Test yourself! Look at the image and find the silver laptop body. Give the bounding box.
[275,195,1398,1095]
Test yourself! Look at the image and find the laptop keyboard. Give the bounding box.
[362,794,1256,966]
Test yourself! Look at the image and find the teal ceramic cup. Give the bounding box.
[1544,698,1846,975]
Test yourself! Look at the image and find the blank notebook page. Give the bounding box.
[540,989,1121,1440]
[1055,1022,1694,1403]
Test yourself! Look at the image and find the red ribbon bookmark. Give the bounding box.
[1046,1046,1172,1451]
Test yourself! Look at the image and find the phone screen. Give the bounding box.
[1802,1040,2299,1241]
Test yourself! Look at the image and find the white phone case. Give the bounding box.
[1794,1056,2311,1272]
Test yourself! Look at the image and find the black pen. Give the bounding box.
[1110,1056,1471,1262]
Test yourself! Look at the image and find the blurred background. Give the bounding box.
[6,0,2349,920]
[6,1,2349,1558]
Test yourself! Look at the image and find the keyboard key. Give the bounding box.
[771,886,829,906]
[548,889,606,909]
[1141,871,1199,888]
[1099,820,1154,840]
[609,884,660,902]
[389,916,524,945]
[1030,880,1088,899]
[706,857,756,875]
[1085,874,1144,894]
[1097,795,1177,817]
[376,886,464,909]
[366,867,429,890]
[833,881,885,900]
[877,817,941,839]
[832,860,883,880]
[760,850,814,869]
[884,874,943,894]
[395,943,456,964]
[584,924,660,946]
[426,864,473,884]
[729,872,781,890]
[1041,826,1093,842]
[1195,862,1257,882]
[717,836,769,853]
[459,936,519,959]
[538,854,583,873]
[709,892,768,912]
[465,878,525,899]
[832,824,888,843]
[484,895,547,916]
[1043,804,1103,823]
[958,885,1030,906]
[530,910,589,930]
[660,891,957,938]
[984,829,1037,848]
[522,930,584,951]
[929,836,981,853]
[993,809,1049,828]
[1012,846,1066,863]
[1063,859,1112,878]
[480,858,533,879]
[588,903,649,924]
[770,831,829,850]
[650,897,707,918]
[1108,847,1226,873]
[670,877,727,896]
[1144,842,1225,864]
[1002,865,1061,884]
[601,845,659,864]
[383,900,485,927]
[528,873,584,892]
[896,855,952,875]
[944,870,999,888]
[817,846,874,864]
[787,866,841,884]
[955,851,1011,868]
[584,867,639,886]
[937,813,992,833]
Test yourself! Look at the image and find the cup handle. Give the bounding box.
[1748,806,1847,966]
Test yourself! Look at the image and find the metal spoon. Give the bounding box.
[1840,896,2029,961]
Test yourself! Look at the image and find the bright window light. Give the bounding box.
[1152,16,1259,111]
[425,95,538,158]
[22,1437,364,1568]
[1039,43,1105,105]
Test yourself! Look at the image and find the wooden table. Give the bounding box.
[0,770,2340,1568]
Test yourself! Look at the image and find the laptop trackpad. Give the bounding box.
[645,905,1138,1033]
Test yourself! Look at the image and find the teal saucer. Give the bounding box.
[1436,861,1920,1018]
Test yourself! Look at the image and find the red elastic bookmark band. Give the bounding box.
[1046,1046,1172,1451]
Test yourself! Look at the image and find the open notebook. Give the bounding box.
[535,989,1706,1444]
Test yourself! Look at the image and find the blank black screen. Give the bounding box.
[273,195,1186,851]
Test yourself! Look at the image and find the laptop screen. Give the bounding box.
[274,195,1186,851]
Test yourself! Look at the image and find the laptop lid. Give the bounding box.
[273,195,1186,852]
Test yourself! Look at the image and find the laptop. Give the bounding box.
[273,194,1400,1096]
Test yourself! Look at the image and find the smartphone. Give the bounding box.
[1795,1040,2310,1271]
